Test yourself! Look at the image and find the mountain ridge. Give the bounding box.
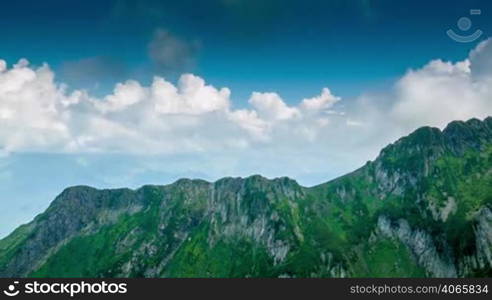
[1,117,491,278]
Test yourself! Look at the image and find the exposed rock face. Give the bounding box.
[471,207,492,271]
[208,176,304,264]
[377,216,457,277]
[0,117,491,278]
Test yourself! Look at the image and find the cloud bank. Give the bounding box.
[0,39,491,176]
[0,59,342,155]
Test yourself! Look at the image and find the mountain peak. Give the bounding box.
[378,117,492,161]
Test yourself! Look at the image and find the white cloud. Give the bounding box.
[99,80,146,112]
[249,92,301,121]
[470,39,492,80]
[339,38,492,142]
[0,62,71,152]
[154,74,231,114]
[227,109,269,140]
[300,87,340,111]
[0,60,6,73]
[388,39,492,131]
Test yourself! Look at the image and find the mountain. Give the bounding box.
[1,117,491,278]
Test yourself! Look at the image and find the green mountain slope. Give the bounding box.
[1,117,491,278]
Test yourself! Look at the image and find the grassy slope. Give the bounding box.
[0,224,34,271]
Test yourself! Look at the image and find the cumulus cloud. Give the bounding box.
[300,87,340,111]
[0,59,339,155]
[0,61,71,152]
[387,39,492,132]
[334,38,492,146]
[249,92,300,121]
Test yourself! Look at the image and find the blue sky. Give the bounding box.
[0,0,492,237]
[0,0,490,101]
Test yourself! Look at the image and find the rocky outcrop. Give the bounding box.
[459,207,492,276]
[377,216,457,277]
[208,176,303,264]
[475,207,492,269]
